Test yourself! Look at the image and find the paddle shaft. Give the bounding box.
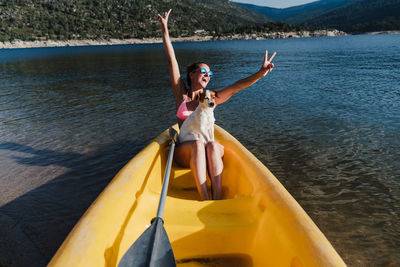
[118,128,178,267]
[156,132,176,219]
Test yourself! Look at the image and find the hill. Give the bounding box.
[304,0,400,32]
[235,0,358,24]
[236,0,400,33]
[0,0,271,42]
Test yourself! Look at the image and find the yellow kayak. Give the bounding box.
[49,125,346,267]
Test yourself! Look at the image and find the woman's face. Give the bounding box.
[190,63,212,89]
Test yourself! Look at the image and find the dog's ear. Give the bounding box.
[208,90,218,99]
[198,92,205,102]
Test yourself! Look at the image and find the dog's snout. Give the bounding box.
[209,102,215,108]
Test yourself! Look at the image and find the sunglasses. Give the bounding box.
[200,67,213,78]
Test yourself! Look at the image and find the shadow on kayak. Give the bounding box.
[0,139,147,267]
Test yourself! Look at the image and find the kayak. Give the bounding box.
[49,125,346,267]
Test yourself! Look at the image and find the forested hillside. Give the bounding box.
[0,0,275,42]
[304,0,400,32]
[237,0,400,33]
[236,0,358,24]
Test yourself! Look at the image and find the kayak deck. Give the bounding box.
[49,125,345,267]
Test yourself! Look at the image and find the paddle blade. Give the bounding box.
[118,217,176,267]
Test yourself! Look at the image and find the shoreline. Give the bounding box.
[1,30,398,50]
[1,30,347,49]
[364,30,400,35]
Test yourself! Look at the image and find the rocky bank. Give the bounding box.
[0,30,347,49]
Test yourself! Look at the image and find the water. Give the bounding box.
[0,34,399,266]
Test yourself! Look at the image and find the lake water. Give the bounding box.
[0,34,399,266]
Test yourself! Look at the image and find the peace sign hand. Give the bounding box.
[260,50,276,76]
[157,9,172,28]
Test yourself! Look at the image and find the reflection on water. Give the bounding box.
[1,34,400,266]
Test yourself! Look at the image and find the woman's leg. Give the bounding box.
[206,142,224,200]
[175,140,209,201]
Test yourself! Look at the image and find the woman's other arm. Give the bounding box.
[157,9,186,106]
[216,50,276,105]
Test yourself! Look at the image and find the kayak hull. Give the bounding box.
[49,125,346,266]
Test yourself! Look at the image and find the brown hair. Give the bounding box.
[186,62,206,88]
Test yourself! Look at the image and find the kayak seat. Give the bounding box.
[167,151,256,201]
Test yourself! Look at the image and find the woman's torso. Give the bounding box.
[176,91,200,126]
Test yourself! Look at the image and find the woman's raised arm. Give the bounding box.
[157,9,186,105]
[216,50,276,105]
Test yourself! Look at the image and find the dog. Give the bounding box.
[178,90,217,144]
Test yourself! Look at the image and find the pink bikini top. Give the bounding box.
[176,95,192,121]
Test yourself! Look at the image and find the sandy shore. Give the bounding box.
[0,30,348,49]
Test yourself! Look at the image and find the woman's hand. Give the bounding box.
[216,50,277,104]
[157,9,172,30]
[260,50,276,76]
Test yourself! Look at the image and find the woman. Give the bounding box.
[158,9,276,201]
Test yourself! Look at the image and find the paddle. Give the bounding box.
[118,127,178,267]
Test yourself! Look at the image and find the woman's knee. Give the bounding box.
[206,141,224,157]
[175,140,203,167]
[190,140,206,155]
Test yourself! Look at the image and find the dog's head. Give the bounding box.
[199,90,217,109]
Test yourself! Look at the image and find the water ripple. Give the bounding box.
[1,34,400,266]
